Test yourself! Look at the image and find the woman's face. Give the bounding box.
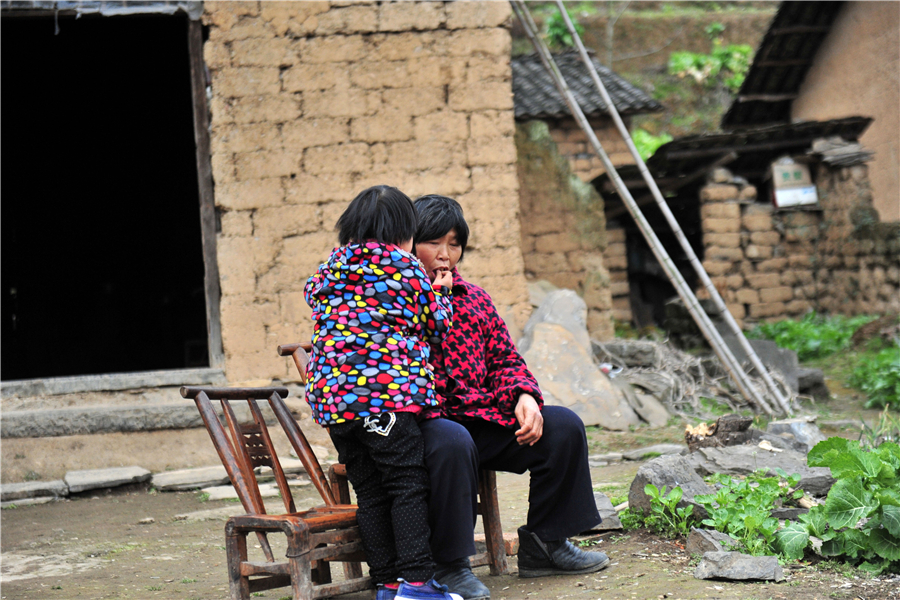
[415,229,462,282]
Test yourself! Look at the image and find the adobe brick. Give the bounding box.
[470,110,516,138]
[315,4,379,35]
[750,231,782,246]
[534,233,581,254]
[217,238,258,296]
[726,303,746,320]
[235,150,298,180]
[220,210,253,237]
[282,118,350,150]
[786,253,812,268]
[462,247,524,278]
[257,1,327,37]
[304,143,372,174]
[745,273,781,288]
[702,260,734,276]
[298,35,367,64]
[470,164,518,194]
[282,63,349,93]
[232,37,295,68]
[468,136,517,166]
[217,178,284,211]
[449,82,514,111]
[606,228,626,243]
[700,184,740,202]
[446,0,511,29]
[213,67,281,98]
[367,32,432,62]
[749,302,786,318]
[204,40,231,70]
[211,152,235,184]
[413,110,469,142]
[231,94,301,124]
[739,185,757,201]
[701,202,741,220]
[213,123,282,155]
[387,140,465,170]
[285,172,355,205]
[462,55,511,85]
[206,1,261,31]
[735,288,760,304]
[704,233,741,248]
[393,165,473,198]
[378,1,445,32]
[605,242,626,258]
[254,205,320,240]
[725,274,744,289]
[440,29,511,57]
[785,299,812,315]
[744,245,773,260]
[703,218,741,234]
[304,89,377,118]
[759,286,793,303]
[756,258,788,272]
[605,255,628,270]
[351,110,415,143]
[706,246,744,261]
[610,281,630,297]
[349,61,413,89]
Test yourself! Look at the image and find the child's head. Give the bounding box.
[413,194,469,260]
[337,185,417,249]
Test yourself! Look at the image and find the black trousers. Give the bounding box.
[419,406,601,564]
[329,412,434,584]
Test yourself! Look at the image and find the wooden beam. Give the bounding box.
[188,20,225,370]
[663,138,814,160]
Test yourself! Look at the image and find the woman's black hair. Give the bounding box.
[412,194,470,260]
[337,185,417,247]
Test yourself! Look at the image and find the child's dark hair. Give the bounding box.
[413,195,470,260]
[337,185,417,247]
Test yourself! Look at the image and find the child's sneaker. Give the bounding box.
[375,583,399,600]
[396,579,464,600]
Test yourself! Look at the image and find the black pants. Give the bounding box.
[329,412,434,584]
[419,406,601,564]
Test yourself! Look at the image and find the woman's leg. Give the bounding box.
[462,406,601,541]
[419,418,479,563]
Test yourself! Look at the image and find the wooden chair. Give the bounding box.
[181,385,372,600]
[278,342,510,576]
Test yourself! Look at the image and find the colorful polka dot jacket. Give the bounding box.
[429,268,544,429]
[303,241,453,425]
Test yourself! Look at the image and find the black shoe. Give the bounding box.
[516,526,610,578]
[434,558,490,600]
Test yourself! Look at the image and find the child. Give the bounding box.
[304,185,461,600]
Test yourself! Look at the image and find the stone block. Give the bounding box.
[742,213,773,232]
[701,202,741,220]
[213,67,281,97]
[378,0,444,31]
[735,288,759,304]
[65,467,152,494]
[151,466,230,492]
[1,480,69,501]
[744,245,773,260]
[700,184,739,202]
[759,286,793,303]
[446,0,511,29]
[703,218,741,234]
[304,143,372,174]
[756,258,789,272]
[448,82,514,112]
[704,232,741,248]
[695,552,783,582]
[749,302,785,318]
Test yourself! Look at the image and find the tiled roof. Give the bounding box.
[512,50,663,120]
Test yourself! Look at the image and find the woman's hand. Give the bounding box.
[433,268,452,289]
[514,393,543,446]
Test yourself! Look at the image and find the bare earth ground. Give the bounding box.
[2,393,898,600]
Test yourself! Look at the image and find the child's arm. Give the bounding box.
[303,262,328,309]
[415,267,453,344]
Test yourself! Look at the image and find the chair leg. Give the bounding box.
[226,529,251,600]
[330,467,365,581]
[478,469,509,576]
[287,545,313,600]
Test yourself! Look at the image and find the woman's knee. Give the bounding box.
[420,418,478,472]
[540,406,588,449]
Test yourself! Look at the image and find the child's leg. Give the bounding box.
[354,412,435,583]
[329,421,399,585]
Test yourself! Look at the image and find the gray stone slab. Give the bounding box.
[588,492,622,531]
[519,290,591,354]
[1,367,226,398]
[65,467,151,494]
[719,336,800,393]
[766,418,827,453]
[629,455,714,520]
[686,528,741,554]
[0,479,69,501]
[151,466,229,492]
[623,444,686,461]
[591,340,661,368]
[613,380,670,428]
[797,368,830,400]
[588,453,623,463]
[1,496,57,508]
[694,551,784,581]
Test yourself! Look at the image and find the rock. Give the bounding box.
[753,431,809,454]
[770,507,808,520]
[686,528,741,554]
[587,492,622,531]
[523,323,639,431]
[766,418,827,453]
[797,367,830,400]
[720,337,800,393]
[685,414,753,452]
[138,517,155,525]
[685,445,834,496]
[589,453,623,463]
[591,340,661,368]
[628,455,714,520]
[527,280,559,309]
[519,290,591,354]
[623,444,687,461]
[151,466,229,492]
[613,380,670,428]
[694,551,784,581]
[1,496,57,508]
[64,467,151,494]
[0,479,69,501]
[619,371,676,405]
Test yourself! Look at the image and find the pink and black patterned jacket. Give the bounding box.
[429,268,543,428]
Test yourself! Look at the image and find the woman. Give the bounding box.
[413,195,609,600]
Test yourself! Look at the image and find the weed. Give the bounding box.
[748,312,875,361]
[51,586,62,590]
[578,538,601,548]
[14,453,25,459]
[181,578,197,584]
[24,470,41,481]
[2,504,18,510]
[849,346,899,409]
[146,586,163,591]
[198,492,210,503]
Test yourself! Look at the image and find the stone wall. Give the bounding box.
[698,164,900,325]
[203,1,531,383]
[603,225,631,323]
[516,121,614,340]
[547,116,635,184]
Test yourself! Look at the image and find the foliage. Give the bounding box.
[747,312,876,361]
[859,407,900,448]
[632,128,673,161]
[849,346,900,409]
[773,437,900,574]
[695,469,803,556]
[639,483,695,538]
[544,6,584,49]
[667,20,752,93]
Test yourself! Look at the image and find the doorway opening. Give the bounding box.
[2,13,210,380]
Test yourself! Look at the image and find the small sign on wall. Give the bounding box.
[771,158,818,208]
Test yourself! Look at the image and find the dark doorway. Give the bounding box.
[1,13,209,380]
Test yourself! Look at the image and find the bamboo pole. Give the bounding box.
[552,0,792,416]
[510,0,777,416]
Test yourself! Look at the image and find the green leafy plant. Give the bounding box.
[859,407,900,447]
[748,312,876,361]
[695,469,803,556]
[641,483,694,538]
[668,42,752,93]
[544,6,584,49]
[773,437,900,574]
[849,346,900,409]
[632,128,673,161]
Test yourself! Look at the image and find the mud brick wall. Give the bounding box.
[698,164,900,326]
[547,116,635,184]
[603,226,630,323]
[516,121,614,340]
[202,1,531,382]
